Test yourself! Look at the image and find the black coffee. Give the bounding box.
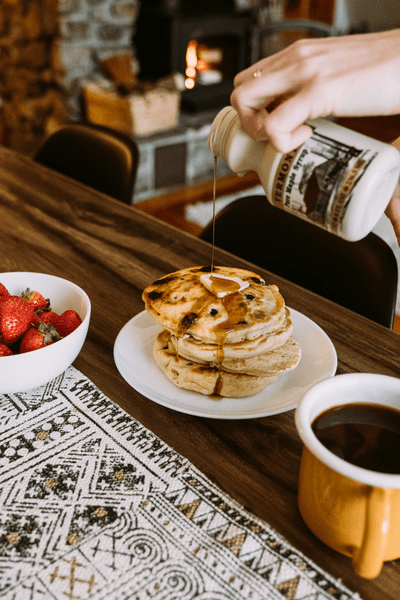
[312,403,400,474]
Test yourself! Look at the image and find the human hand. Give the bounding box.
[231,29,400,153]
[385,136,400,245]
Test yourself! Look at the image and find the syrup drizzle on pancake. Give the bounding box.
[207,158,249,298]
[207,157,246,368]
[143,267,284,345]
[144,268,292,398]
[143,158,297,398]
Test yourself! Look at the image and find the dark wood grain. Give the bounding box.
[1,146,400,599]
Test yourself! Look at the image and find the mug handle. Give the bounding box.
[352,487,392,579]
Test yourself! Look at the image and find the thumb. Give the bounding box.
[385,193,400,246]
[386,136,400,245]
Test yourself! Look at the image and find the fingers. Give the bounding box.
[385,195,400,246]
[386,137,400,245]
[259,84,324,151]
[231,77,321,152]
[232,36,328,87]
[265,123,314,153]
[391,136,400,153]
[231,30,400,153]
[233,54,282,88]
[229,98,314,153]
[231,44,329,151]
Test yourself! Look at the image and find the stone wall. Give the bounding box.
[0,0,64,153]
[0,0,140,155]
[59,0,139,121]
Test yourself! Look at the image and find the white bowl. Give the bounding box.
[0,272,91,394]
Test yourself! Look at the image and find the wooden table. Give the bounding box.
[1,145,400,599]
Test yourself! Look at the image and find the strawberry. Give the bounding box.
[20,322,61,353]
[39,311,60,328]
[0,343,13,357]
[0,296,39,346]
[0,283,10,303]
[0,283,10,310]
[21,288,49,311]
[56,310,82,337]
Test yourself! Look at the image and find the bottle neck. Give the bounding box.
[208,106,268,176]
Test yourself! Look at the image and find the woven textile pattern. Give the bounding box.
[0,367,361,600]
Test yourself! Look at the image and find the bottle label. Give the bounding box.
[271,127,375,234]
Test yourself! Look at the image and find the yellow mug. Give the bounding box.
[295,373,400,579]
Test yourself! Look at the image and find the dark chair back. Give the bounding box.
[34,123,139,205]
[200,195,398,328]
[251,18,338,63]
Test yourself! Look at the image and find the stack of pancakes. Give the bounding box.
[142,266,301,398]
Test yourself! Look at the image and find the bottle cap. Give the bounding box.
[208,106,239,159]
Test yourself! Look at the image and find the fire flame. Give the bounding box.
[185,40,223,89]
[185,40,198,89]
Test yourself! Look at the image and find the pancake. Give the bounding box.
[209,336,301,377]
[170,310,293,363]
[153,329,280,398]
[142,265,286,345]
[144,265,301,399]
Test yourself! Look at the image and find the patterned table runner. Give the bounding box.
[0,366,361,600]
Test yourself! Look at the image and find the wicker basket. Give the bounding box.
[83,83,180,137]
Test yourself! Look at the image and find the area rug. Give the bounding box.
[0,366,361,600]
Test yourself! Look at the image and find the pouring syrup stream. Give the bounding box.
[210,155,217,273]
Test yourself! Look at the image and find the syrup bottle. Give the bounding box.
[208,106,400,241]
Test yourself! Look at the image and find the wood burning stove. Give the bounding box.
[134,0,252,111]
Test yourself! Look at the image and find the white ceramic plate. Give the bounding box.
[113,309,337,419]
